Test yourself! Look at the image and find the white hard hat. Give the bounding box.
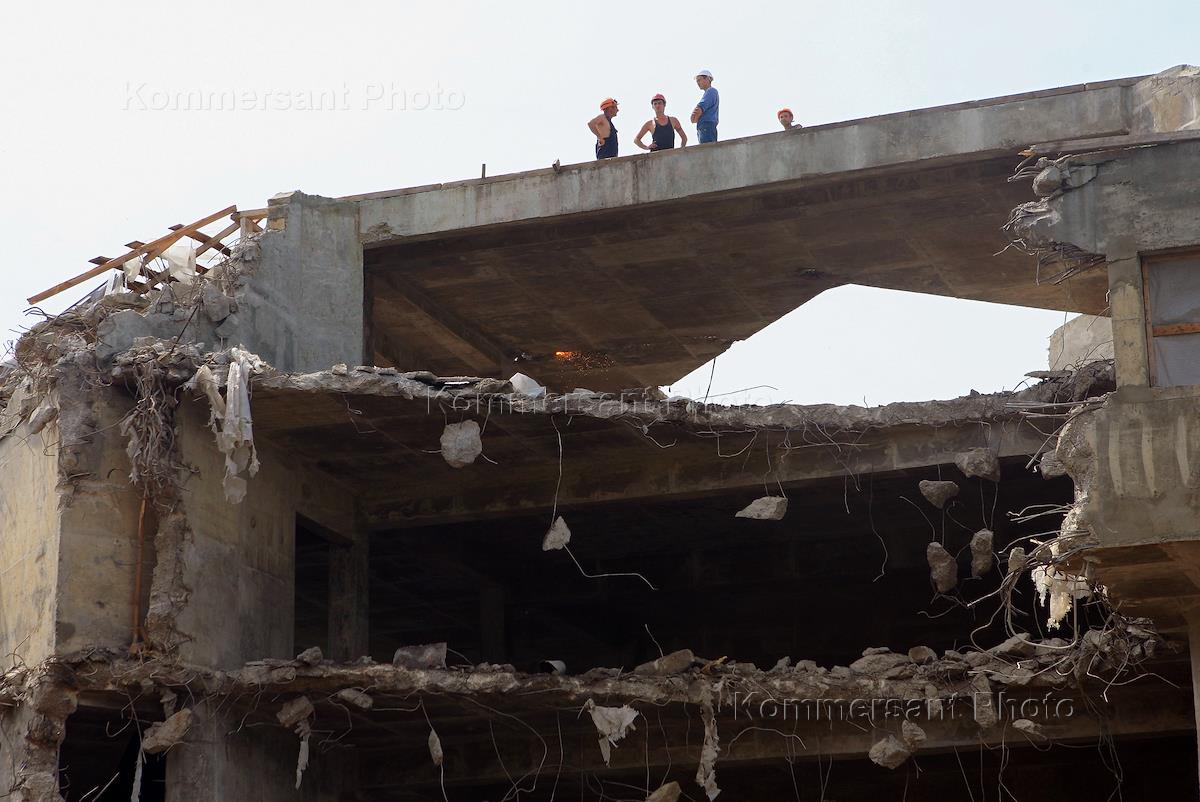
[696,69,714,79]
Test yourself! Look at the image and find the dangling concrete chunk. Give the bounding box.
[1007,546,1027,574]
[440,420,483,468]
[919,480,959,509]
[901,720,927,749]
[543,516,571,551]
[955,448,1001,482]
[277,696,314,728]
[142,709,193,754]
[646,782,682,802]
[927,542,957,593]
[735,496,788,520]
[868,735,912,769]
[970,529,995,577]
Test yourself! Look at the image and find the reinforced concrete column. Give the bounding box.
[1106,236,1150,388]
[328,532,370,662]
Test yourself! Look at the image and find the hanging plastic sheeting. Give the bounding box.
[187,348,263,502]
[162,243,198,285]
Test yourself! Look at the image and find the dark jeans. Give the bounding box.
[697,122,718,143]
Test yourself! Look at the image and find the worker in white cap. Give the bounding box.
[690,69,719,143]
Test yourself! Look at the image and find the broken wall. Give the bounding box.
[95,191,363,375]
[53,381,355,670]
[0,421,62,667]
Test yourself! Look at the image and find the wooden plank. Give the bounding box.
[1152,322,1200,338]
[193,221,240,257]
[234,207,269,221]
[27,204,236,305]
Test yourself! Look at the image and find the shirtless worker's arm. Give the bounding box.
[588,113,611,148]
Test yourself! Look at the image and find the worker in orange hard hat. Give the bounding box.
[588,98,620,160]
[634,93,688,152]
[777,108,801,130]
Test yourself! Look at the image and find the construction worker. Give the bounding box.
[777,108,800,130]
[634,94,688,152]
[589,98,620,160]
[689,70,719,144]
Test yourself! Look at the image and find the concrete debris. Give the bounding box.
[992,635,1038,659]
[970,529,995,577]
[901,720,927,749]
[1013,718,1047,740]
[850,651,910,675]
[1038,451,1068,478]
[334,688,373,709]
[1007,547,1027,574]
[972,675,997,729]
[646,781,682,802]
[583,699,639,766]
[141,709,193,754]
[868,735,911,769]
[295,646,323,666]
[200,281,234,323]
[919,480,959,508]
[428,728,444,767]
[27,398,57,434]
[955,448,1001,482]
[927,542,957,593]
[509,371,546,397]
[393,642,448,670]
[635,649,697,676]
[734,495,788,520]
[439,419,483,468]
[908,646,937,665]
[696,686,721,800]
[543,516,571,551]
[277,696,315,728]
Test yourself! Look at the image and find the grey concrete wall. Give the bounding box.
[55,390,143,655]
[0,421,61,667]
[354,70,1198,243]
[237,192,363,372]
[1071,386,1200,547]
[1048,314,1114,370]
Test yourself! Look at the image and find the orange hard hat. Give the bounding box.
[651,93,666,102]
[777,107,793,118]
[600,97,618,110]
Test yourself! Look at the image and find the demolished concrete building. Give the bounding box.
[3,66,1200,800]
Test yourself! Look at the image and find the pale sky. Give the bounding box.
[2,1,1194,405]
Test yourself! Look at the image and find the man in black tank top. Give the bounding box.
[634,94,688,152]
[588,98,620,160]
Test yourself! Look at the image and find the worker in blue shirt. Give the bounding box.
[690,70,719,144]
